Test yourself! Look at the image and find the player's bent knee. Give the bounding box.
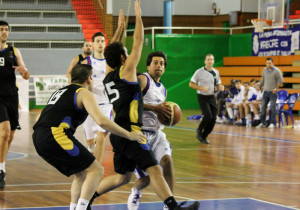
[160,155,173,169]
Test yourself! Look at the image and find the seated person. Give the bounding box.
[243,81,257,126]
[216,84,230,123]
[226,80,244,123]
[250,81,264,126]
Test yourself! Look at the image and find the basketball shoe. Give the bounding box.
[174,201,200,209]
[0,170,5,188]
[127,187,142,210]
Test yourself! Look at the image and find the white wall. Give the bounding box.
[215,0,241,14]
[111,0,247,17]
[112,0,164,17]
[241,0,258,12]
[173,0,212,15]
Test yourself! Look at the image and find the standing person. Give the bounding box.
[189,54,221,144]
[0,20,30,188]
[33,64,145,210]
[257,57,283,128]
[127,51,174,210]
[88,1,199,210]
[66,41,93,84]
[80,9,125,161]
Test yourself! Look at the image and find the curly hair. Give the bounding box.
[146,51,167,67]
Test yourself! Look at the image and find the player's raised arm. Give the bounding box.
[122,0,143,80]
[110,9,125,44]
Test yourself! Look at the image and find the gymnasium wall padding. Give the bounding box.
[125,33,252,109]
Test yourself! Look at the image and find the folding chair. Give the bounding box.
[278,93,299,128]
[276,90,288,128]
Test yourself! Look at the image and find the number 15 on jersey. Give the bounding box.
[104,81,120,103]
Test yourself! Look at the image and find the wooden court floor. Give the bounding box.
[1,109,300,209]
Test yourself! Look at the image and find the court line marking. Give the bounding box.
[173,145,300,150]
[3,181,300,190]
[7,151,28,161]
[249,197,299,210]
[4,197,296,209]
[167,126,300,144]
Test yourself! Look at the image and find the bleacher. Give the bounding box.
[219,54,300,110]
[0,0,84,48]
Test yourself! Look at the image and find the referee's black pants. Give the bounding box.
[197,94,217,139]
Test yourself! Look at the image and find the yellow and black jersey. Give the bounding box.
[33,84,88,135]
[0,46,18,96]
[77,54,86,64]
[103,66,144,132]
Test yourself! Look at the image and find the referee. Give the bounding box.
[189,54,221,144]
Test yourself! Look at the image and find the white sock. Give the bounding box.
[133,186,142,194]
[233,109,238,118]
[227,108,233,119]
[75,198,89,210]
[246,114,251,121]
[254,115,260,120]
[0,162,6,172]
[70,203,77,210]
[266,115,270,120]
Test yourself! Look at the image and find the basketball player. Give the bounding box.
[33,64,145,210]
[80,9,125,161]
[87,1,199,210]
[0,20,30,188]
[189,54,221,144]
[127,51,174,210]
[66,41,93,84]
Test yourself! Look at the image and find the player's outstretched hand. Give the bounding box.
[155,103,172,120]
[135,0,141,17]
[13,65,28,74]
[128,131,146,142]
[118,9,125,29]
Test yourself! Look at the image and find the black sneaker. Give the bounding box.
[174,201,200,210]
[196,129,202,141]
[252,119,260,127]
[0,170,5,188]
[87,191,99,210]
[199,138,209,144]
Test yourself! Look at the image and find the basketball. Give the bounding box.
[157,101,182,126]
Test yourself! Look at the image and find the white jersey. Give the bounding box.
[87,55,109,104]
[141,72,167,132]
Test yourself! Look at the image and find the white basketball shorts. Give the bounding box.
[83,104,113,140]
[134,130,172,179]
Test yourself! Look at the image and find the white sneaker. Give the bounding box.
[256,123,266,128]
[268,123,275,128]
[216,117,224,124]
[127,187,142,210]
[163,204,169,210]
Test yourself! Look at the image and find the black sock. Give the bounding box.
[164,196,177,210]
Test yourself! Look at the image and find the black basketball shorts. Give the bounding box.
[110,134,158,175]
[0,95,20,130]
[32,127,95,177]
